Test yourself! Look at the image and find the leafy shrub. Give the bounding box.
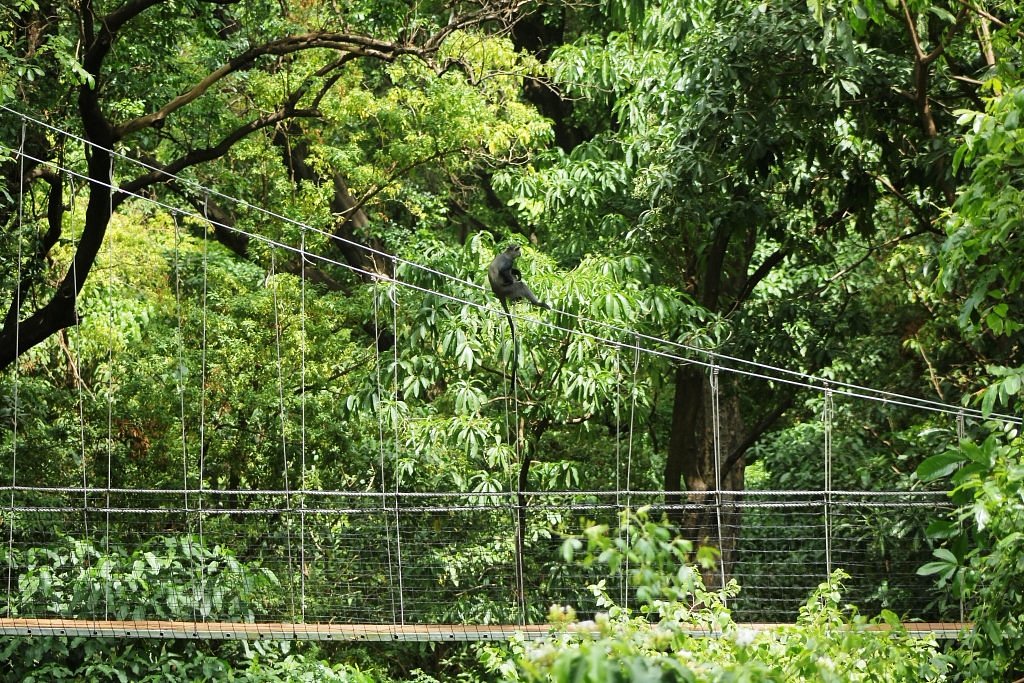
[0,535,382,682]
[917,427,1024,680]
[8,534,280,622]
[494,509,951,682]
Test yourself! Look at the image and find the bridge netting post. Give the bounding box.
[299,227,309,622]
[270,242,297,623]
[5,120,26,620]
[710,365,727,601]
[389,257,406,625]
[956,409,966,626]
[822,386,834,579]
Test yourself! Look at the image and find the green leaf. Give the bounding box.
[1004,109,1019,131]
[952,141,968,172]
[915,451,965,482]
[925,520,958,540]
[916,561,954,578]
[981,386,997,416]
[561,537,582,563]
[879,609,901,628]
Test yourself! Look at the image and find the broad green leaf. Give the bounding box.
[916,561,955,578]
[915,451,965,482]
[925,520,958,540]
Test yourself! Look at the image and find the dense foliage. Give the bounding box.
[502,512,951,682]
[3,0,1024,679]
[917,427,1024,680]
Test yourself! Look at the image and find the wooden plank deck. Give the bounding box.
[0,619,971,641]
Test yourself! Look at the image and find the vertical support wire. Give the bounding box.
[511,314,526,626]
[389,258,405,623]
[170,213,199,624]
[614,344,622,499]
[823,387,834,578]
[270,248,296,622]
[499,300,525,625]
[299,229,308,620]
[7,122,26,617]
[197,196,210,619]
[94,161,114,623]
[102,163,115,619]
[67,171,89,553]
[624,334,641,612]
[709,365,727,600]
[956,409,966,625]
[373,276,398,623]
[613,343,623,605]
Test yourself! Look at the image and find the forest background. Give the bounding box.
[2,0,1024,680]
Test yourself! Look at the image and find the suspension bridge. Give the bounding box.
[1,106,1011,641]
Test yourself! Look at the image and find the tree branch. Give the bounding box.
[953,0,1024,39]
[168,182,249,257]
[0,0,531,371]
[117,106,319,203]
[872,173,943,235]
[101,0,167,33]
[726,247,787,317]
[115,33,410,137]
[114,0,529,138]
[924,6,970,65]
[721,391,795,478]
[898,0,926,62]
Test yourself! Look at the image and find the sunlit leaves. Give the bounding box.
[452,379,485,415]
[275,31,553,243]
[942,89,1024,354]
[379,232,668,491]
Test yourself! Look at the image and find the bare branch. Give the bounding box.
[954,0,1024,39]
[898,0,926,61]
[113,0,529,138]
[117,106,319,201]
[873,173,943,235]
[726,247,787,318]
[101,0,167,33]
[115,33,418,137]
[924,6,970,65]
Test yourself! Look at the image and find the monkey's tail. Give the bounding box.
[508,314,518,395]
[499,299,518,400]
[501,302,526,614]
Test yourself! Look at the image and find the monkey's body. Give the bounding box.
[488,244,550,313]
[487,244,549,398]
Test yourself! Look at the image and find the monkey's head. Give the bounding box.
[504,243,522,258]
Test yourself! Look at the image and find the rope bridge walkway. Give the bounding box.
[0,486,972,639]
[0,621,969,641]
[2,106,1014,641]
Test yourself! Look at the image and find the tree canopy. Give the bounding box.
[2,0,1024,680]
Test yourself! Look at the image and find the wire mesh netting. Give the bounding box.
[0,487,960,634]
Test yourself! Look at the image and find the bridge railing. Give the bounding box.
[0,487,958,631]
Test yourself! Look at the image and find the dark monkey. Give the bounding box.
[487,244,550,314]
[488,243,549,386]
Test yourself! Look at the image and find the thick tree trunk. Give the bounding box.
[664,365,745,590]
[664,365,703,505]
[2,0,483,371]
[0,146,113,371]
